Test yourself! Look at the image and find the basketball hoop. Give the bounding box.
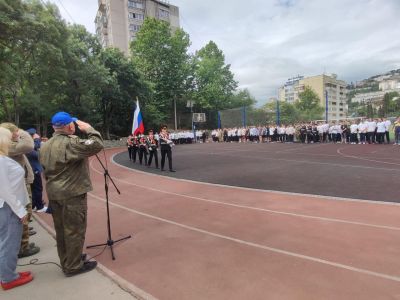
[192,113,206,123]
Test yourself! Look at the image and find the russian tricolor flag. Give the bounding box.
[132,99,144,135]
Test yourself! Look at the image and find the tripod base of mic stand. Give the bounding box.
[87,235,132,260]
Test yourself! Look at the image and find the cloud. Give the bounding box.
[52,0,400,105]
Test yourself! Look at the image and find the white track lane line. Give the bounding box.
[170,146,400,172]
[90,159,400,231]
[88,192,400,283]
[210,151,400,172]
[337,147,400,166]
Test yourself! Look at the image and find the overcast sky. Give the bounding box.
[51,0,400,105]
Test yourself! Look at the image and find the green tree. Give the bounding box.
[366,103,374,118]
[262,101,301,124]
[296,86,320,110]
[226,89,256,109]
[131,18,191,128]
[0,0,69,129]
[96,48,147,139]
[296,86,324,121]
[193,41,237,111]
[382,92,400,116]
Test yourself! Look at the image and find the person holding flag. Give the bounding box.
[132,99,144,136]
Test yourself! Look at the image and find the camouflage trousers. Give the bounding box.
[49,194,87,274]
[19,184,32,253]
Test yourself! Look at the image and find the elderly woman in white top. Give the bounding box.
[0,127,33,290]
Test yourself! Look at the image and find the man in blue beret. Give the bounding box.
[40,112,104,277]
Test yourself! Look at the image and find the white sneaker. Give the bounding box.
[36,206,48,213]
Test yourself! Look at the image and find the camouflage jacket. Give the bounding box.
[8,130,34,184]
[40,127,104,200]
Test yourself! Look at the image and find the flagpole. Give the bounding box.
[174,98,177,130]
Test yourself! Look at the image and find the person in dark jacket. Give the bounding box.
[26,128,47,212]
[159,125,175,172]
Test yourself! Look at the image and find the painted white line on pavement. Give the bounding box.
[88,192,400,283]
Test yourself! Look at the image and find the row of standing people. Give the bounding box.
[127,126,175,172]
[210,117,400,144]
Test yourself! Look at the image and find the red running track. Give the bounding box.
[37,148,400,300]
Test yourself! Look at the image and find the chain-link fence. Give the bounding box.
[219,107,274,128]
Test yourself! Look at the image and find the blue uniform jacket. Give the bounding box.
[26,138,43,173]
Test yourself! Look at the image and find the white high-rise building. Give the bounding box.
[95,0,180,55]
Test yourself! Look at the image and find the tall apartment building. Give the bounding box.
[95,0,180,55]
[278,75,304,104]
[279,74,348,120]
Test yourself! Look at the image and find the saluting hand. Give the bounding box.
[75,120,92,133]
[20,214,29,224]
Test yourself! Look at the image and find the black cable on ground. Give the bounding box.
[17,258,62,269]
[17,245,108,269]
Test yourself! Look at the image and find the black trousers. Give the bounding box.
[360,133,366,143]
[161,147,172,170]
[300,133,306,143]
[377,132,384,144]
[148,149,159,168]
[132,147,138,162]
[138,147,148,165]
[128,146,133,160]
[31,172,44,210]
[350,133,358,143]
[385,131,390,143]
[366,132,374,144]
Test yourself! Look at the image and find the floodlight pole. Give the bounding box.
[325,90,329,123]
[174,98,177,130]
[276,99,280,126]
[191,105,196,143]
[242,106,247,127]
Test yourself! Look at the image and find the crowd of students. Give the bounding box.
[211,117,400,145]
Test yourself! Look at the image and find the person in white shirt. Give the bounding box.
[350,121,359,144]
[277,125,286,143]
[376,118,386,144]
[0,128,33,290]
[359,120,368,144]
[366,119,377,144]
[211,130,217,142]
[322,123,329,143]
[384,118,392,144]
[317,123,324,143]
[328,124,334,142]
[334,123,342,143]
[286,125,295,143]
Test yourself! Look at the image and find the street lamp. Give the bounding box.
[325,89,329,123]
[276,99,280,125]
[187,100,196,142]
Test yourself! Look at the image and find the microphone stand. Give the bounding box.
[86,154,131,260]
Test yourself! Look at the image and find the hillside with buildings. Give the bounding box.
[347,69,400,118]
[276,69,400,121]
